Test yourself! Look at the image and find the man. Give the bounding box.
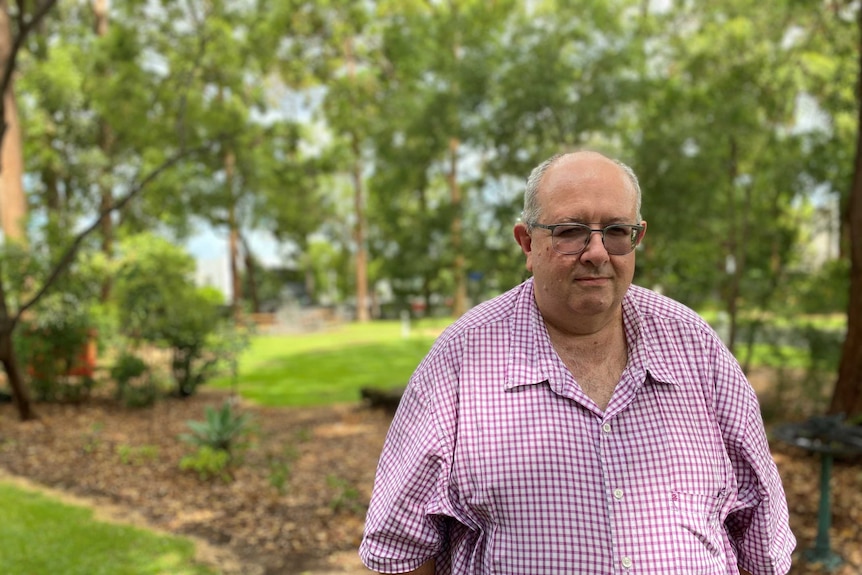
[360,151,795,574]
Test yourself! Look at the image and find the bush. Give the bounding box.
[179,401,254,457]
[179,446,232,482]
[110,352,159,408]
[113,234,232,397]
[15,294,97,403]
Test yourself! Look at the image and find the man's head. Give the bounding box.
[522,152,643,226]
[513,151,647,335]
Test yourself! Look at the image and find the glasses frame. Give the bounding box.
[529,222,645,256]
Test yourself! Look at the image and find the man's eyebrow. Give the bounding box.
[551,216,635,224]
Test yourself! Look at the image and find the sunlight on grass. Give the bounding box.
[0,483,216,575]
[211,318,453,407]
[211,314,839,408]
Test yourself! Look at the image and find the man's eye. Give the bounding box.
[555,226,586,238]
[605,225,631,237]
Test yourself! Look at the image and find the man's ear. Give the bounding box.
[513,223,532,256]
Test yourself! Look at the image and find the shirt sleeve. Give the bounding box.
[713,345,796,574]
[359,375,451,573]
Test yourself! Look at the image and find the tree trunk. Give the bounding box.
[0,276,33,420]
[94,0,114,302]
[829,2,862,418]
[0,1,32,420]
[225,149,242,319]
[344,35,369,323]
[352,133,369,322]
[240,232,260,313]
[0,328,33,420]
[0,86,25,243]
[448,136,467,318]
[0,0,25,243]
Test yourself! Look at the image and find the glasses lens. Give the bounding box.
[551,224,591,254]
[603,225,637,255]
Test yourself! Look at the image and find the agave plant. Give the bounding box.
[180,400,253,456]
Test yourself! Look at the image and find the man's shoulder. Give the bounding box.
[626,284,710,329]
[442,280,530,336]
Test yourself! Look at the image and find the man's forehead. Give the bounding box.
[540,157,633,199]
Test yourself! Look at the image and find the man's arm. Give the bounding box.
[739,570,752,575]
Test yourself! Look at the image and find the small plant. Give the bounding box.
[81,422,104,454]
[180,400,254,457]
[326,474,363,513]
[116,444,159,466]
[266,446,298,495]
[179,446,232,482]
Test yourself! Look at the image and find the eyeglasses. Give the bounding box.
[529,222,645,255]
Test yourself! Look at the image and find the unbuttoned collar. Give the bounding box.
[505,282,682,395]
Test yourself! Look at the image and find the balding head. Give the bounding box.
[522,151,642,228]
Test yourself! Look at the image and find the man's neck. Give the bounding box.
[543,309,628,411]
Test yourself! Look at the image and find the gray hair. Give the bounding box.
[522,152,642,227]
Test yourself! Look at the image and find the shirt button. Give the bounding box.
[621,556,633,569]
[602,422,612,433]
[613,488,624,500]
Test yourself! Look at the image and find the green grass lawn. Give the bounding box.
[209,314,841,408]
[211,318,452,407]
[0,482,216,575]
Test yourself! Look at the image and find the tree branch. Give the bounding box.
[13,144,213,323]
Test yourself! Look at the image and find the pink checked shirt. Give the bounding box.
[360,280,795,574]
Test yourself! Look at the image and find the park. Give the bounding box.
[0,1,861,574]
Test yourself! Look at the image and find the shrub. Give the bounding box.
[113,234,232,398]
[110,352,159,408]
[15,294,97,403]
[179,446,232,482]
[179,401,254,457]
[116,444,159,466]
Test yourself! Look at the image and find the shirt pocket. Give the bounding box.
[670,489,727,571]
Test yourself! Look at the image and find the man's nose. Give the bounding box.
[579,230,610,261]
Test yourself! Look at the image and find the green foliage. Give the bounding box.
[266,445,298,495]
[0,483,216,575]
[110,352,159,408]
[326,474,363,513]
[113,234,229,397]
[14,294,97,403]
[179,446,232,483]
[166,287,230,397]
[3,0,859,420]
[81,422,105,455]
[792,260,850,314]
[116,444,160,466]
[180,401,254,456]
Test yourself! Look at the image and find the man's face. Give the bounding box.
[514,153,646,333]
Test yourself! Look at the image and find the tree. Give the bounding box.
[0,0,227,419]
[0,0,59,420]
[829,2,862,419]
[625,0,814,358]
[0,0,25,244]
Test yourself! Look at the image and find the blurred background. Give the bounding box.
[0,1,860,573]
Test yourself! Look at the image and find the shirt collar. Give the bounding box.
[505,279,571,392]
[622,287,681,387]
[505,282,683,391]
